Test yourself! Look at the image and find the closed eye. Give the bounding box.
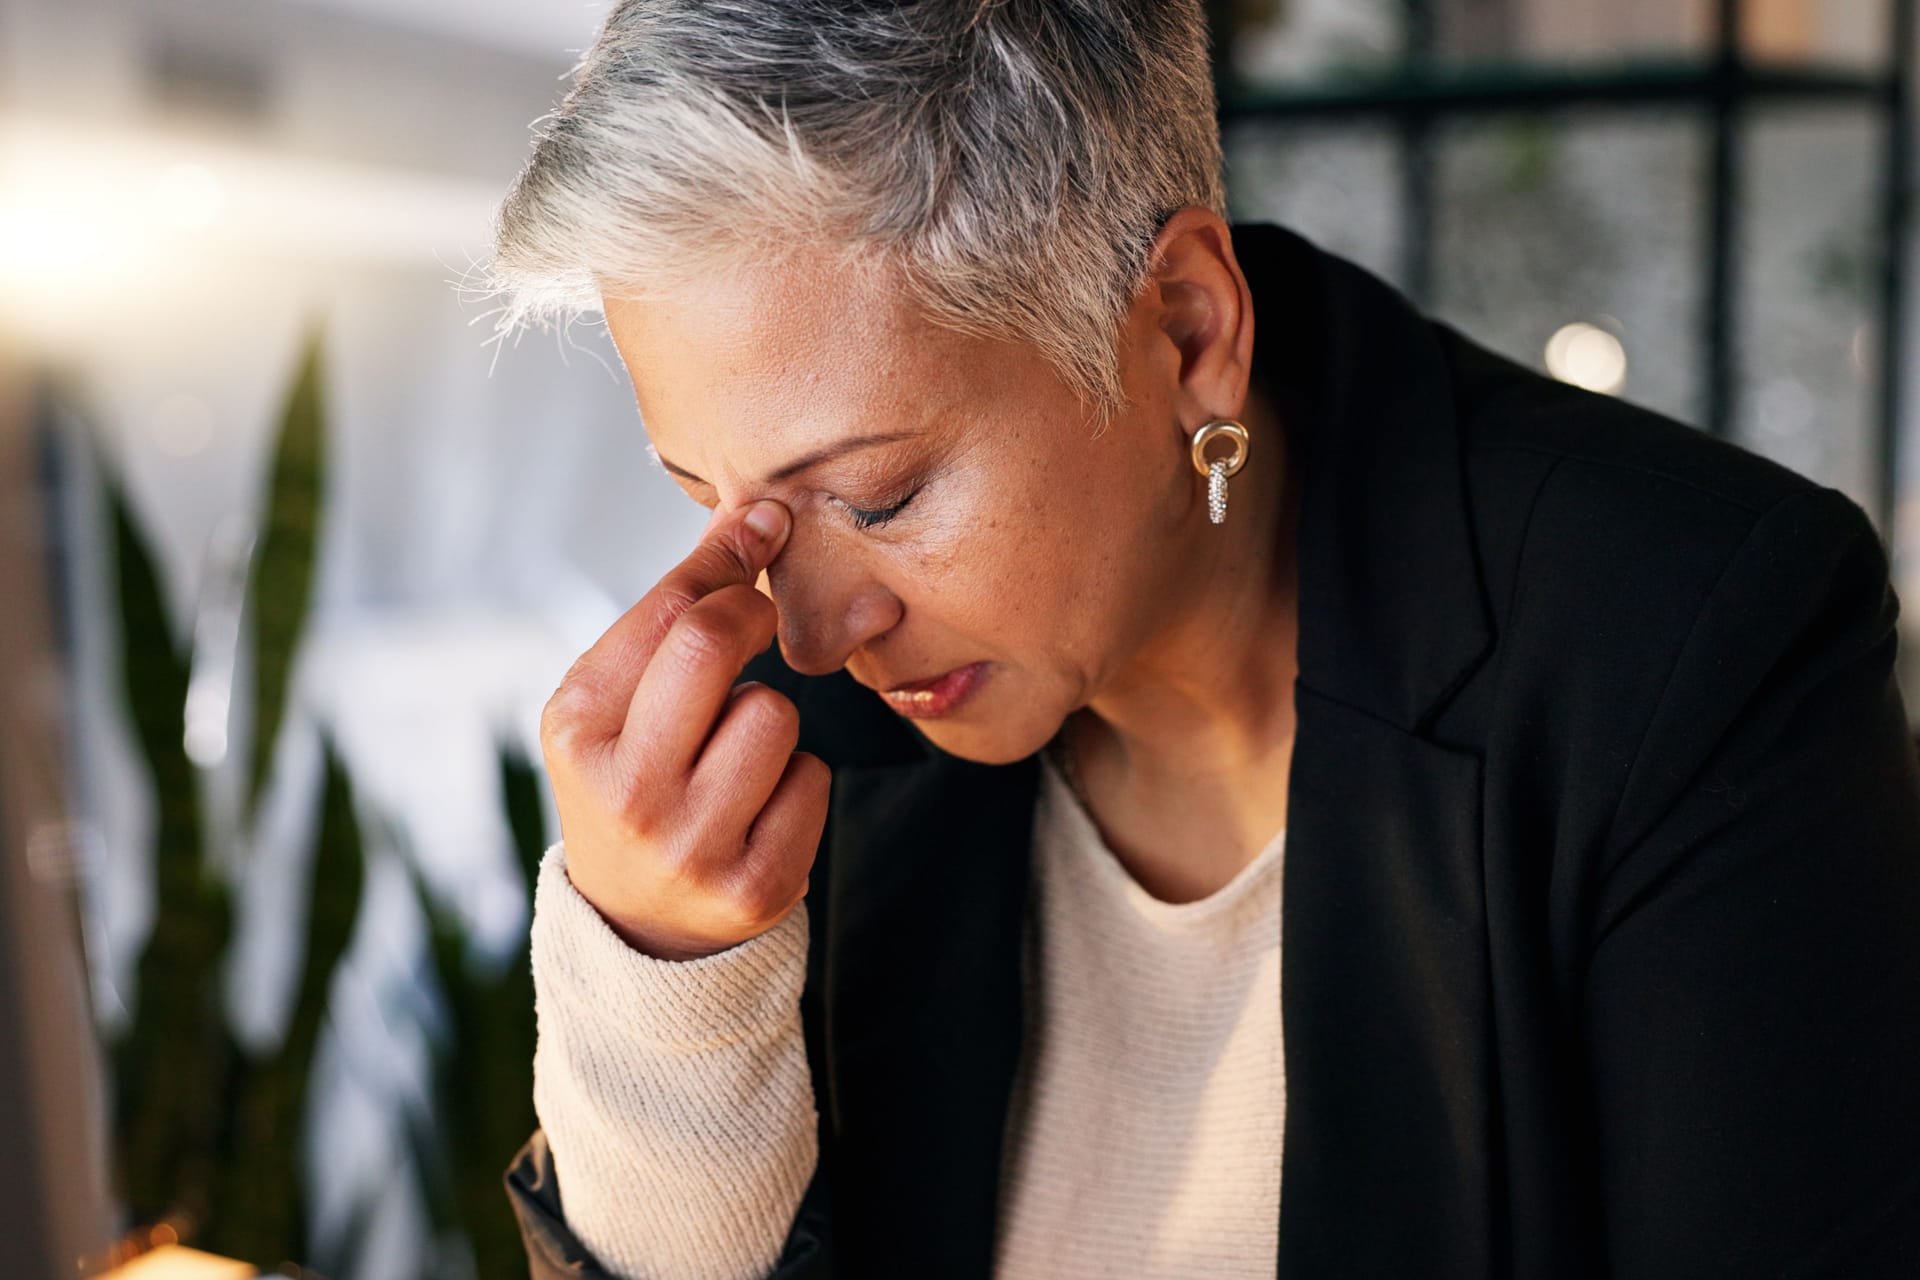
[668,480,919,531]
[839,488,918,530]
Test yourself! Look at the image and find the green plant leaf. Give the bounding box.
[246,328,327,821]
[500,745,547,896]
[208,734,366,1270]
[104,467,231,1231]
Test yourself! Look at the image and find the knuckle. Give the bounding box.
[651,832,706,883]
[657,585,773,683]
[728,581,778,631]
[704,582,773,632]
[608,768,673,831]
[706,533,761,584]
[719,867,786,928]
[676,541,754,599]
[664,609,736,676]
[733,685,800,749]
[644,583,702,640]
[792,751,832,800]
[652,581,702,618]
[539,688,585,761]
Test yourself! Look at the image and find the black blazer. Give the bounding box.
[508,224,1920,1278]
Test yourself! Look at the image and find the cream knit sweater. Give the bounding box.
[529,756,1285,1280]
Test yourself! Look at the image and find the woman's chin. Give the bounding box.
[908,714,1060,767]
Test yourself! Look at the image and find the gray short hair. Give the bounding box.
[485,0,1225,420]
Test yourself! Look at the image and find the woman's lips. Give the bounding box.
[880,662,989,719]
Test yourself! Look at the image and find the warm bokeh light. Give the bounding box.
[1544,320,1629,395]
[0,118,502,355]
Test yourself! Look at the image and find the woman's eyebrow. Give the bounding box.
[653,430,919,487]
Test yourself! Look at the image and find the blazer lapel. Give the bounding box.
[1277,689,1494,1275]
[1244,225,1499,1276]
[815,750,1040,1278]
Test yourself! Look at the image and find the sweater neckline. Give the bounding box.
[1036,754,1286,928]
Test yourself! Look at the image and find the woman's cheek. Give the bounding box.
[891,501,978,581]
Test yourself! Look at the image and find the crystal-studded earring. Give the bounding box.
[1189,420,1250,525]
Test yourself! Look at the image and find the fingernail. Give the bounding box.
[744,501,788,542]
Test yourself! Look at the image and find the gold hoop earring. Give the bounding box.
[1190,420,1250,525]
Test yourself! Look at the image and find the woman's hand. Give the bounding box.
[540,499,830,961]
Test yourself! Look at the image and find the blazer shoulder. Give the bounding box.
[1431,323,1892,757]
[738,645,928,770]
[1428,329,1899,877]
[1435,323,1885,641]
[1438,323,1827,522]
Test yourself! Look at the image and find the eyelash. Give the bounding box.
[839,488,919,531]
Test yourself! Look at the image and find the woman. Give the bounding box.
[485,2,1920,1277]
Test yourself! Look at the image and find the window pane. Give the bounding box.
[1428,113,1706,426]
[1224,121,1406,293]
[1216,0,1890,83]
[1436,0,1712,66]
[1738,105,1880,513]
[1217,0,1406,89]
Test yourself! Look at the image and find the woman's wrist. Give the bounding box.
[533,841,810,1047]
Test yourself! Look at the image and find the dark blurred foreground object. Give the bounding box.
[0,364,117,1275]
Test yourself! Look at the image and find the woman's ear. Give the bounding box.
[1143,207,1257,425]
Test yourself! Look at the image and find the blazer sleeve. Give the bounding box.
[505,1131,836,1280]
[1582,486,1920,1277]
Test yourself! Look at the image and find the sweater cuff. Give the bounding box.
[531,841,810,1051]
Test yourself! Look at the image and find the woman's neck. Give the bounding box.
[1060,382,1303,901]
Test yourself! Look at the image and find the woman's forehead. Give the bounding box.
[607,257,953,396]
[600,256,1043,476]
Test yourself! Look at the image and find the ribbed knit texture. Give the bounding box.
[992,757,1285,1278]
[529,755,1285,1279]
[530,844,818,1280]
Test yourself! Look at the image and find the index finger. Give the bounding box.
[555,499,792,735]
[706,508,776,602]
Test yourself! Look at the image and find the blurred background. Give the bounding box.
[1,0,1915,1277]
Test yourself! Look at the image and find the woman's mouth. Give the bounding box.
[880,662,989,719]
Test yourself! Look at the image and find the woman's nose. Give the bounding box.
[767,554,901,677]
